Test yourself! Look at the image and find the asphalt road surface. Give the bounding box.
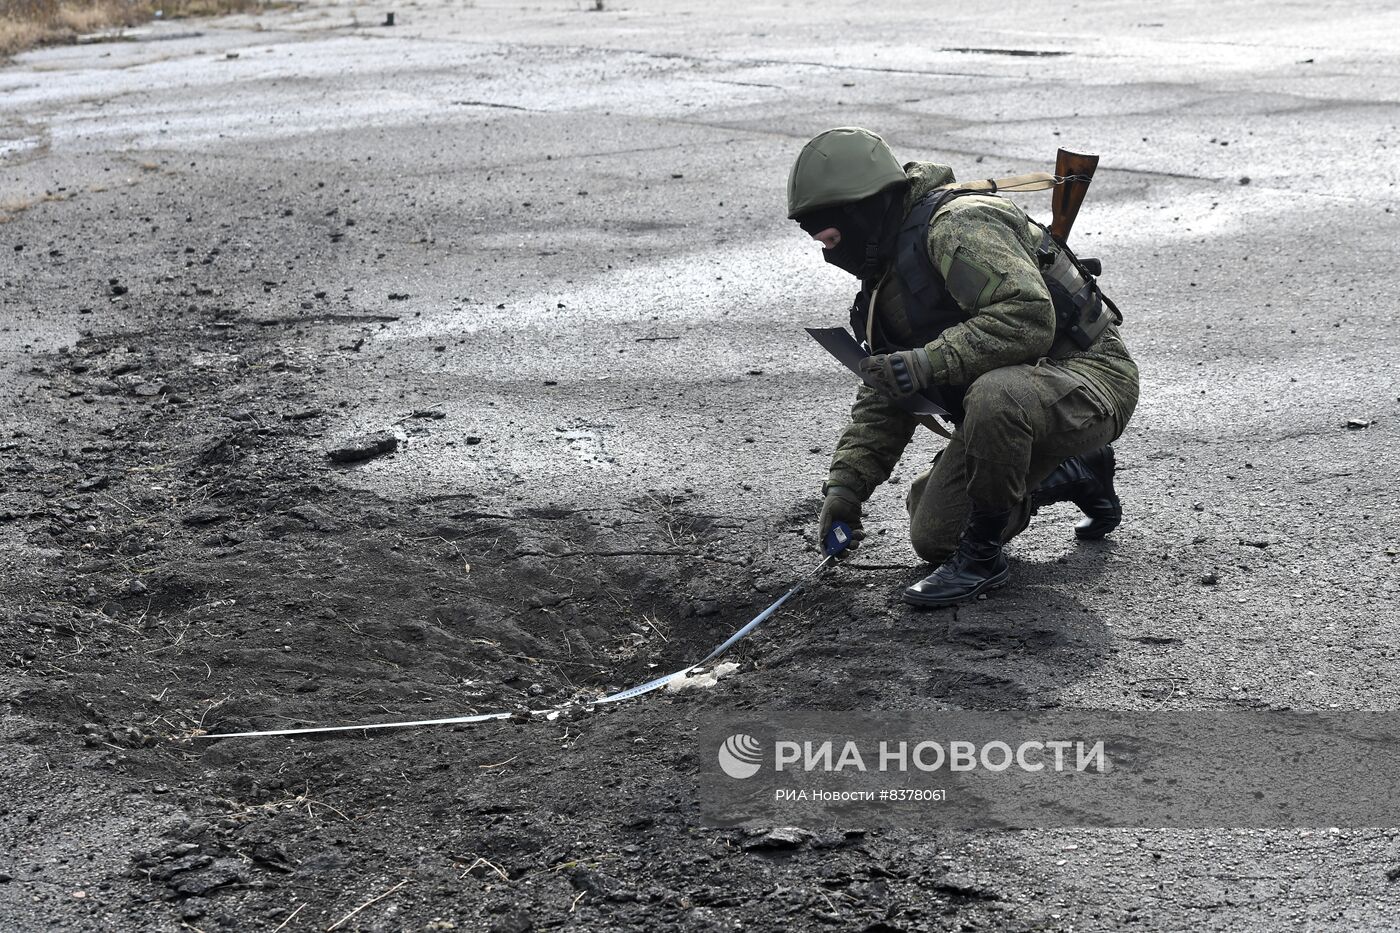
[2,1,1398,930]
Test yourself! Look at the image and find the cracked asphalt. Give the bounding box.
[2,0,1399,929]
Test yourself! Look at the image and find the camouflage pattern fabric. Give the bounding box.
[906,362,1124,562]
[823,161,1140,548]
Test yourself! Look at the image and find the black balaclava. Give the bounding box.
[796,183,908,282]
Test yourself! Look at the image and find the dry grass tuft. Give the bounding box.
[1,0,264,58]
[164,0,264,15]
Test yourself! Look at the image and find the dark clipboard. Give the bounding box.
[805,326,952,420]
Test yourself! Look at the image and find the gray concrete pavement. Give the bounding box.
[3,0,1400,929]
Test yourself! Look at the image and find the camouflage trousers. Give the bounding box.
[906,361,1127,563]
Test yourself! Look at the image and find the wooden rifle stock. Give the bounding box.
[1049,149,1099,242]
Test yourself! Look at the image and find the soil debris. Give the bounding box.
[327,430,400,463]
[742,826,815,850]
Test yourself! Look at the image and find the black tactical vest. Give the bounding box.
[850,189,982,421]
[850,188,1120,424]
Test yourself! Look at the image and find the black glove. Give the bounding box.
[818,485,866,559]
[858,348,933,398]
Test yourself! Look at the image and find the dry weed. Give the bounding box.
[1,0,263,57]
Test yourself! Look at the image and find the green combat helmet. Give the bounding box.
[787,127,908,219]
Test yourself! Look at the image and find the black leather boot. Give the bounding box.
[1030,445,1121,540]
[903,502,1011,608]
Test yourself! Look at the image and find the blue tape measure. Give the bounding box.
[824,519,854,557]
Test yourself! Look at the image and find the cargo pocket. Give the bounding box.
[1035,367,1113,435]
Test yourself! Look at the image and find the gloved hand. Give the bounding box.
[818,485,866,558]
[858,348,933,399]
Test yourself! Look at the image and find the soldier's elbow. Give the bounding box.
[1025,302,1057,355]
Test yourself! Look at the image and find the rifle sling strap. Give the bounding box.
[937,172,1061,194]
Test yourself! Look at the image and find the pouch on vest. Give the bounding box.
[890,190,1124,355]
[1034,226,1122,351]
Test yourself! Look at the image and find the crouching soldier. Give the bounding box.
[790,127,1139,607]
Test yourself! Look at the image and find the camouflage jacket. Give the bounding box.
[825,162,1140,500]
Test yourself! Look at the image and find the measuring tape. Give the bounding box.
[198,523,854,739]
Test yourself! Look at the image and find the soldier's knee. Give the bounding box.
[909,517,959,565]
[963,369,1037,441]
[963,368,1026,418]
[906,467,933,517]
